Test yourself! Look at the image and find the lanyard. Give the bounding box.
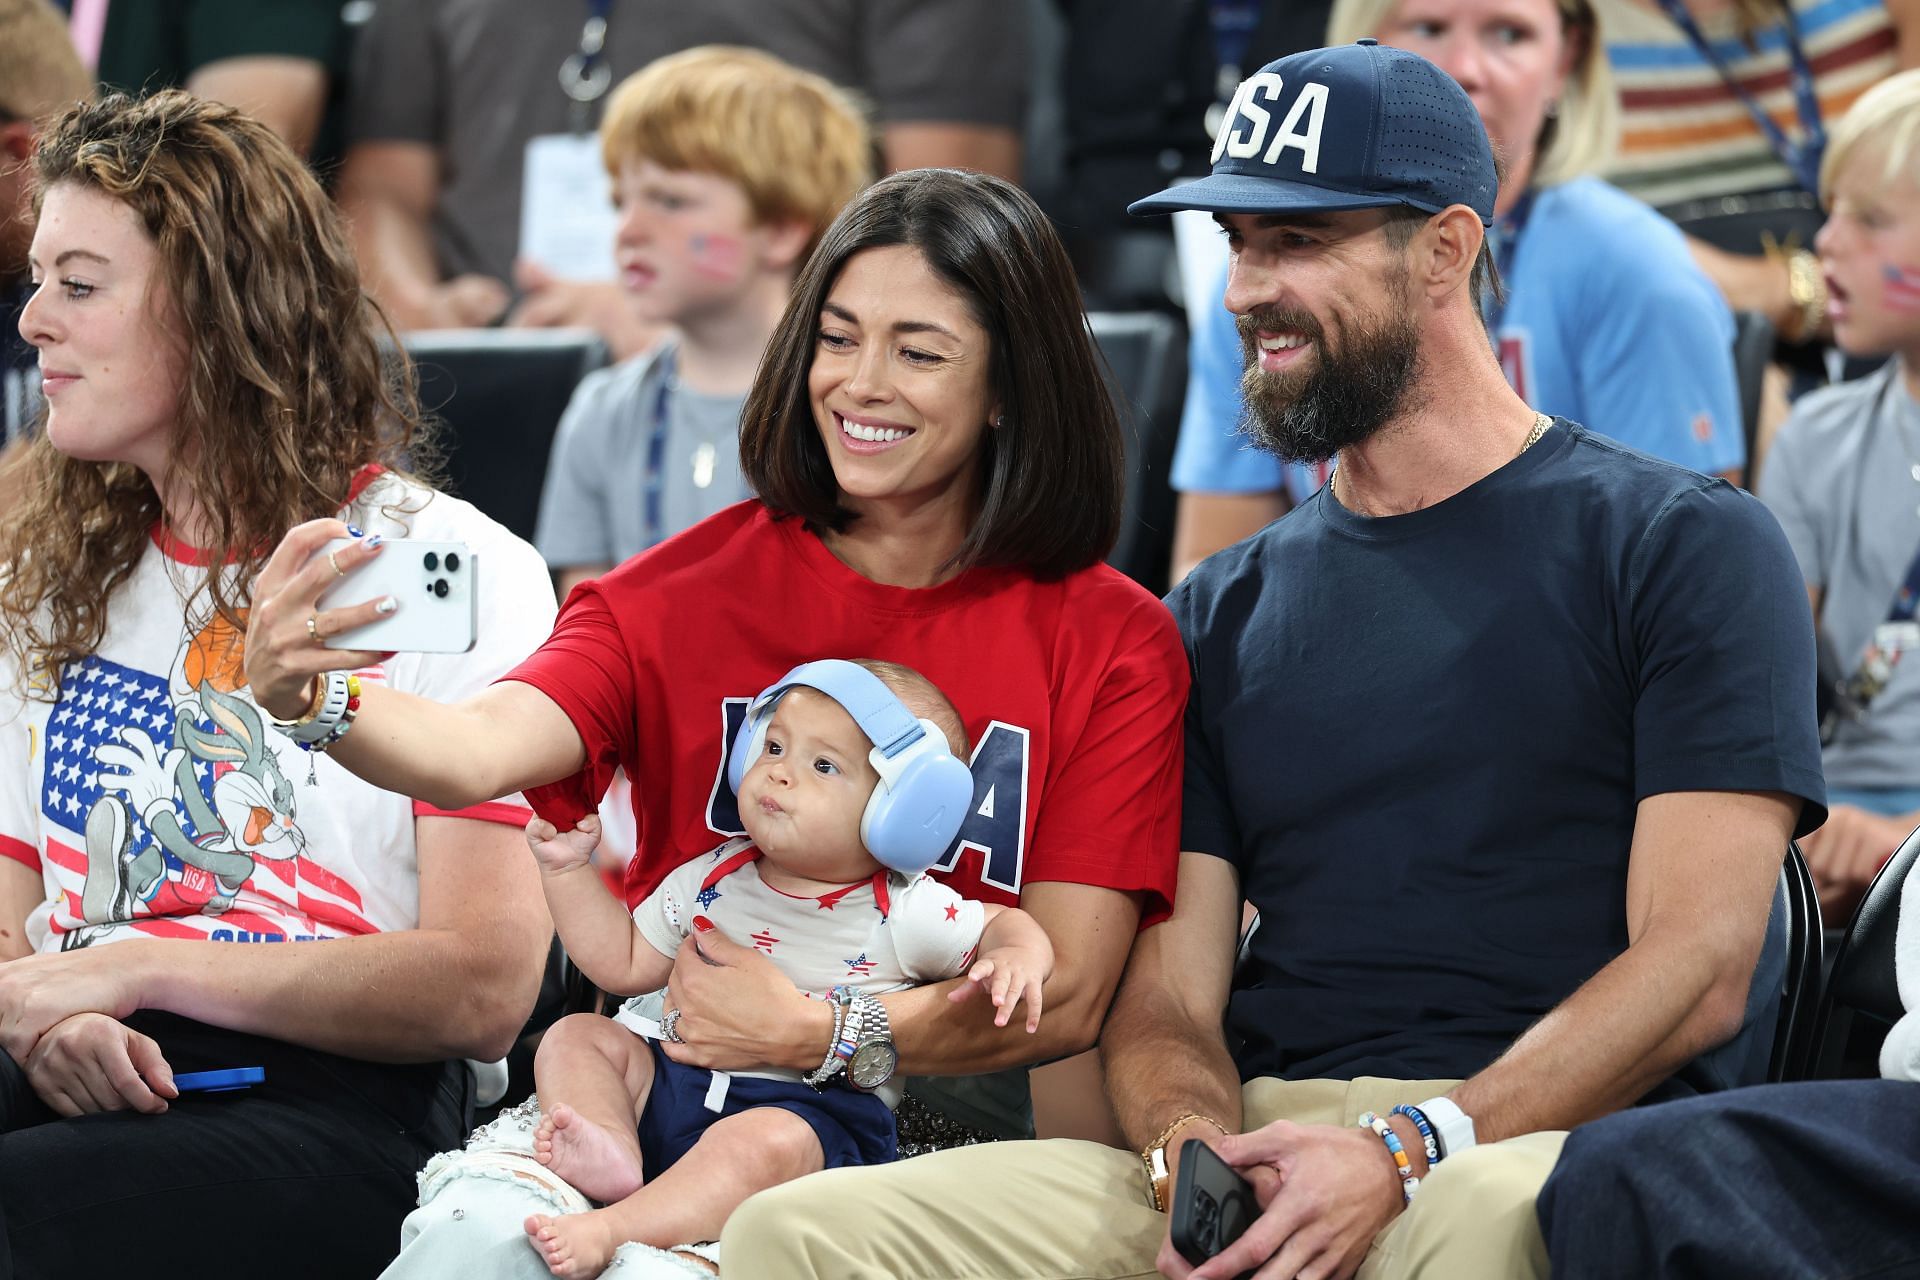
[1837,381,1920,717]
[1888,546,1920,627]
[642,368,672,551]
[560,0,615,130]
[1656,0,1825,195]
[1209,0,1261,85]
[1483,189,1536,335]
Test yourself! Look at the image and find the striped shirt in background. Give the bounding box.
[1600,0,1897,211]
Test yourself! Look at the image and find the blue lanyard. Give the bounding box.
[1888,538,1920,626]
[1484,190,1536,335]
[1209,0,1261,81]
[642,369,672,550]
[1656,0,1826,195]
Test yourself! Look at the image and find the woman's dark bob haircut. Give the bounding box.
[740,168,1123,580]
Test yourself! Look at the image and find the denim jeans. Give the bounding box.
[1538,1079,1920,1280]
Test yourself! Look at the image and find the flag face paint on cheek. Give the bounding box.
[1882,263,1920,313]
[689,233,746,281]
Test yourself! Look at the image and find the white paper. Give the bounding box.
[519,133,619,281]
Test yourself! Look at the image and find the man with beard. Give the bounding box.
[718,40,1827,1280]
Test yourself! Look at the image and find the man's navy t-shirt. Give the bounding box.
[1169,422,1826,1091]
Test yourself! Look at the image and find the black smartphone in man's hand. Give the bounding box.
[1169,1138,1260,1278]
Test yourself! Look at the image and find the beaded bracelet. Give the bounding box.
[271,671,362,782]
[1390,1103,1441,1167]
[1359,1112,1420,1204]
[804,988,852,1088]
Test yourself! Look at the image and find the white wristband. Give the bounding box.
[271,671,352,745]
[1416,1095,1477,1161]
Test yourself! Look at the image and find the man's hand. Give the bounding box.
[506,261,663,360]
[423,274,512,329]
[0,944,144,1067]
[525,814,601,878]
[948,943,1051,1032]
[1802,805,1916,921]
[24,1012,176,1117]
[1167,1119,1404,1280]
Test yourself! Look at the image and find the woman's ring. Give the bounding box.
[327,550,348,578]
[307,614,323,644]
[661,1007,685,1043]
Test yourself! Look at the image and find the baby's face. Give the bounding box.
[1817,145,1920,358]
[737,689,883,882]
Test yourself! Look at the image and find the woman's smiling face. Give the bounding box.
[807,244,998,519]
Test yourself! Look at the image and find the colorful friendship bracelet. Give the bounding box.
[1359,1112,1420,1204]
[1391,1103,1442,1167]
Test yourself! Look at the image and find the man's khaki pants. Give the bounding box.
[722,1076,1563,1280]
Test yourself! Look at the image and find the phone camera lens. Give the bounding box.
[423,552,439,571]
[444,552,461,572]
[433,578,449,598]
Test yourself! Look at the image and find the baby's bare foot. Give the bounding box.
[524,1212,621,1280]
[531,1104,643,1203]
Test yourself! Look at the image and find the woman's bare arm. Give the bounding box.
[244,519,587,809]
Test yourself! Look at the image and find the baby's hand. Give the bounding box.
[948,945,1050,1033]
[525,815,601,875]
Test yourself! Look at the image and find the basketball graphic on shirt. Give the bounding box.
[182,612,249,694]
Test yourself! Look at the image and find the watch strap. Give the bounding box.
[1416,1095,1476,1160]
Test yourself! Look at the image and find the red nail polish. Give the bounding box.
[692,916,715,933]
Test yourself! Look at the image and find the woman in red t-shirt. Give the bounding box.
[245,169,1187,1271]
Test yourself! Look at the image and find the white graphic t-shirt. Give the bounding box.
[0,471,556,953]
[622,839,989,1107]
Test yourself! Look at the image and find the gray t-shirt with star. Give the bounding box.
[1762,359,1920,790]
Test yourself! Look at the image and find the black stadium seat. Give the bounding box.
[1730,310,1773,482]
[1088,310,1187,592]
[1808,823,1920,1079]
[400,329,611,543]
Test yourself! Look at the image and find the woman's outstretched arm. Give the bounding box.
[245,518,587,809]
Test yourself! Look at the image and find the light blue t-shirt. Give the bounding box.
[1172,177,1744,502]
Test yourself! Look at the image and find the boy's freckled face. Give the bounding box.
[737,689,883,882]
[1816,147,1920,357]
[609,159,774,324]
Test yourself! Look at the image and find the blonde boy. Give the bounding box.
[533,47,871,599]
[1761,69,1920,921]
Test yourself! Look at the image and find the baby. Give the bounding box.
[521,658,1053,1278]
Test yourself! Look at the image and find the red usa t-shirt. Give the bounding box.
[505,502,1186,923]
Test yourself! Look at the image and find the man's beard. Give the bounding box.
[1236,289,1423,464]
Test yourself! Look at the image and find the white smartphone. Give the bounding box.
[315,538,478,654]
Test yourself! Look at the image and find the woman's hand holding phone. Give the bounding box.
[244,519,394,721]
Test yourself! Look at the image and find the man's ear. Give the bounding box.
[1414,205,1486,300]
[762,218,815,273]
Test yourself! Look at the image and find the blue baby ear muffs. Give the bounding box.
[726,660,974,876]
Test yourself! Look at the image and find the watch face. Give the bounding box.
[848,1040,898,1090]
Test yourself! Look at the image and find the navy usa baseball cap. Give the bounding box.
[1129,40,1497,225]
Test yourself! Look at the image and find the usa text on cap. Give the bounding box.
[1129,40,1497,224]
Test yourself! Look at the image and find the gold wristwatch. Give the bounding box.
[1140,1113,1228,1212]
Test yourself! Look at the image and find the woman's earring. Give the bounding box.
[992,414,1005,430]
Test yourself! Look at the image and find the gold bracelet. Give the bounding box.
[285,676,327,727]
[1139,1112,1230,1211]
